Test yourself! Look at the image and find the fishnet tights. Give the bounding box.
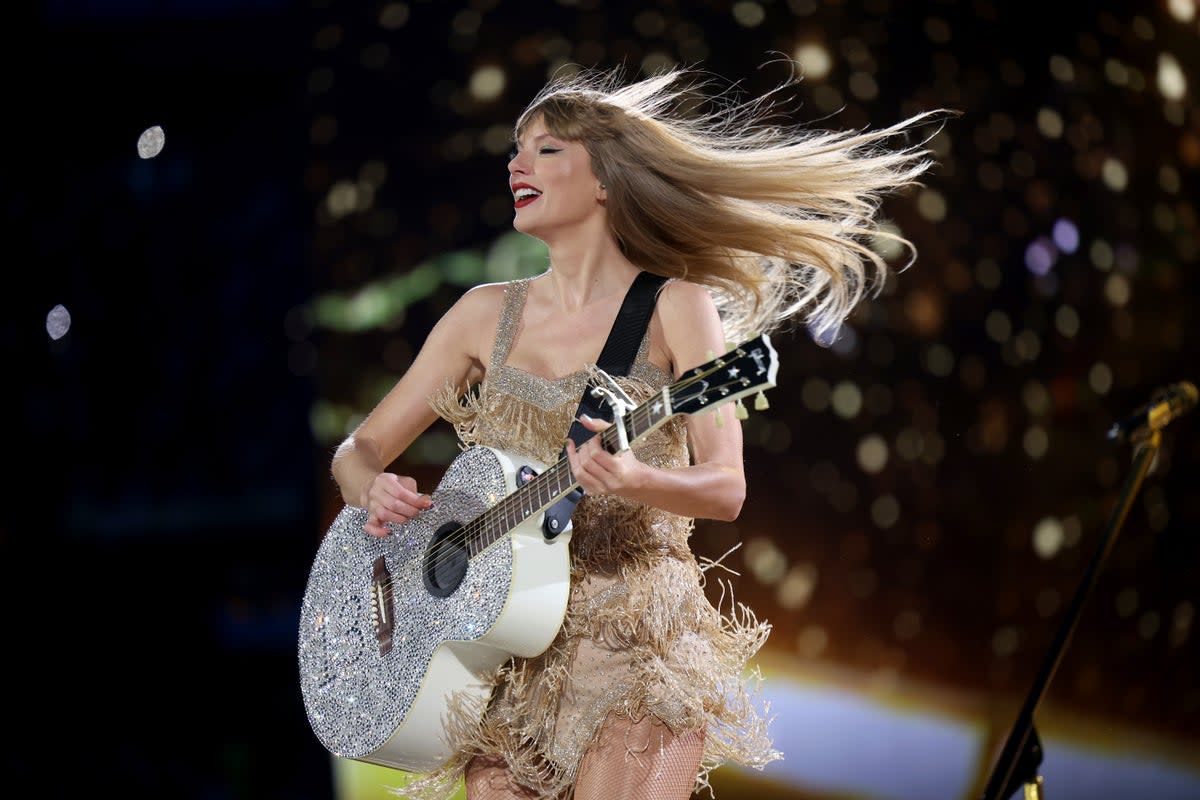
[464,714,705,800]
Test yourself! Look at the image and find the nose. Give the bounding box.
[508,149,529,175]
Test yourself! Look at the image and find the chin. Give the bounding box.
[512,215,541,237]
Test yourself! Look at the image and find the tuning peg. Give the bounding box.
[754,391,769,411]
[735,398,749,420]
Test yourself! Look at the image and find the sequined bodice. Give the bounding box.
[488,277,674,418]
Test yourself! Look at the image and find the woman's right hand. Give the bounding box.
[363,473,434,538]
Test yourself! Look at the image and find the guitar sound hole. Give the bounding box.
[423,522,469,598]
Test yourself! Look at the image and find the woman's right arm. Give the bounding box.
[331,283,500,537]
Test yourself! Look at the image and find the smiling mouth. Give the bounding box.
[513,188,542,208]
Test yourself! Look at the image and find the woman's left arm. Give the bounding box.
[566,280,745,521]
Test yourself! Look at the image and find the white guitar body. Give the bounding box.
[297,334,778,774]
[375,454,570,770]
[299,446,572,772]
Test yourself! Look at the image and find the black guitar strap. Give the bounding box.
[542,270,668,538]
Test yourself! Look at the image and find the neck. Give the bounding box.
[542,227,639,312]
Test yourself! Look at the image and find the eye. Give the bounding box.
[539,147,561,155]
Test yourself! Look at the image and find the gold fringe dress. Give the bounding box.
[403,277,780,798]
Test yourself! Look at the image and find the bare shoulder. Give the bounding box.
[656,279,719,328]
[433,280,523,376]
[434,280,511,340]
[449,280,508,319]
[654,279,724,376]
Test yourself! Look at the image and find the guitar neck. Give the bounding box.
[467,387,676,556]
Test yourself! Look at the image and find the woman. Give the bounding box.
[331,67,944,799]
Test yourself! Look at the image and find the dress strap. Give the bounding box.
[489,278,531,370]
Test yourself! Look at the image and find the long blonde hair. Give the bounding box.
[515,66,948,343]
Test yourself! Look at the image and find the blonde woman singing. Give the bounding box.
[331,66,946,800]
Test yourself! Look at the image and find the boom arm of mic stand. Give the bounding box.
[981,430,1163,800]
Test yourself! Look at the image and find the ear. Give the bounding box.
[596,181,607,202]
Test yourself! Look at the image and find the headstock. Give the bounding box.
[668,333,779,418]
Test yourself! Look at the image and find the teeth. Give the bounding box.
[514,188,541,200]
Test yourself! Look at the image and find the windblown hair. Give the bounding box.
[514,66,949,343]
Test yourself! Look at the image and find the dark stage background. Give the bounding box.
[7,1,1198,799]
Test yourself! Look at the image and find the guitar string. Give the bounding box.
[388,380,687,580]
[410,363,759,581]
[401,398,658,579]
[412,391,753,584]
[393,353,762,581]
[408,362,748,578]
[402,361,759,582]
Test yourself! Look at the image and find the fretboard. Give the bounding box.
[464,388,674,556]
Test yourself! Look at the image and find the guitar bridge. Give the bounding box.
[370,556,396,656]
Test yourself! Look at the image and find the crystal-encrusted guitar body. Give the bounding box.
[297,334,779,772]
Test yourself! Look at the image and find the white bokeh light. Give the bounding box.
[47,304,72,340]
[137,125,165,159]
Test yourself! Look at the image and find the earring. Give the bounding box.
[600,183,606,190]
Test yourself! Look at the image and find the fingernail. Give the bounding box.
[580,414,592,422]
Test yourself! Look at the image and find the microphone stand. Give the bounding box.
[980,428,1163,800]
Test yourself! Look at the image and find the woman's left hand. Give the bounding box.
[565,414,647,497]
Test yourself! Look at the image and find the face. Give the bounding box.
[508,115,606,239]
